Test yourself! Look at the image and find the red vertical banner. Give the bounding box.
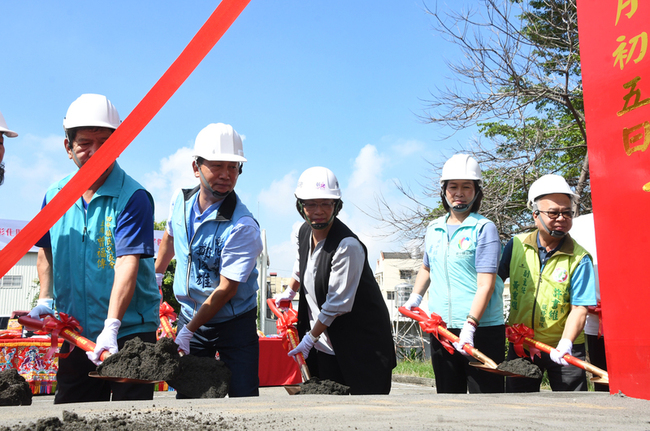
[577,0,650,399]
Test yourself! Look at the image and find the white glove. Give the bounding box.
[288,332,316,360]
[175,326,194,355]
[28,298,55,320]
[550,338,572,366]
[403,293,423,310]
[452,321,476,356]
[87,318,121,366]
[155,273,164,289]
[274,287,297,307]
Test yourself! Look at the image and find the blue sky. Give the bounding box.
[0,1,476,277]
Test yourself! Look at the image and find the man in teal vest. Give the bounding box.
[498,174,596,392]
[155,123,263,398]
[30,94,160,404]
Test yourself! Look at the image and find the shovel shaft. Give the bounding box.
[398,307,499,369]
[523,336,608,381]
[18,315,110,362]
[266,298,311,381]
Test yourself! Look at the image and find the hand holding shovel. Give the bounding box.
[398,306,525,377]
[507,324,609,385]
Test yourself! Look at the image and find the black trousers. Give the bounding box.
[430,325,505,394]
[54,331,156,404]
[305,349,392,395]
[505,342,587,392]
[586,334,608,392]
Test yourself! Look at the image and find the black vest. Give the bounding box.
[297,218,396,394]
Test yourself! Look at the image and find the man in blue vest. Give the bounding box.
[0,110,19,186]
[155,123,263,398]
[29,94,160,404]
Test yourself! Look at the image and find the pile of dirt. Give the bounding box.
[497,357,543,378]
[0,369,32,406]
[96,337,231,398]
[0,409,238,431]
[168,355,231,398]
[97,337,181,381]
[297,377,350,395]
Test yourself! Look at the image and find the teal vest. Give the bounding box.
[425,212,504,328]
[171,188,259,324]
[47,163,160,341]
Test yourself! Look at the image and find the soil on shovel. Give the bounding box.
[497,357,543,378]
[96,337,231,398]
[167,354,231,398]
[296,377,350,395]
[97,337,181,381]
[0,369,32,406]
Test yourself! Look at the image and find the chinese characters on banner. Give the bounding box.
[577,0,650,400]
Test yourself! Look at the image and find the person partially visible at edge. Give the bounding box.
[570,213,607,392]
[154,123,263,398]
[0,110,19,186]
[498,174,597,392]
[274,167,396,395]
[29,94,160,404]
[403,154,505,394]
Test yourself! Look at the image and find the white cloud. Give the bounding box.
[143,147,197,222]
[391,138,425,157]
[256,171,298,219]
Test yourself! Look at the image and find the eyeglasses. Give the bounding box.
[537,210,574,220]
[302,201,336,211]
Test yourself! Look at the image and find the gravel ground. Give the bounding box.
[1,381,649,430]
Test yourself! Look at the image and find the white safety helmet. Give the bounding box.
[63,94,121,131]
[193,123,246,162]
[527,174,579,209]
[0,110,18,138]
[295,166,341,200]
[440,154,482,185]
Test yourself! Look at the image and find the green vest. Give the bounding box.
[507,230,589,345]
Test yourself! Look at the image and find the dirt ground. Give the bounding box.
[1,380,649,430]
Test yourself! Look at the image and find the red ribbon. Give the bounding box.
[506,324,541,360]
[587,301,603,338]
[42,313,83,360]
[159,302,177,323]
[421,313,455,355]
[274,307,299,352]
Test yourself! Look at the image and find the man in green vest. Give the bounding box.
[498,174,596,392]
[30,94,160,404]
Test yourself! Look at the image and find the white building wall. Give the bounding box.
[0,251,39,317]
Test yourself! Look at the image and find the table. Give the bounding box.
[258,337,301,387]
[0,334,61,394]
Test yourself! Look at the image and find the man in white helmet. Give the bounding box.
[155,123,263,398]
[30,94,160,404]
[0,110,19,186]
[498,174,596,392]
[274,167,396,395]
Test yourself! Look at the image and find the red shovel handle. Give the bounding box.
[522,336,609,381]
[18,315,110,362]
[266,298,311,381]
[398,306,499,369]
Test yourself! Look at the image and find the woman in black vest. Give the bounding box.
[275,166,396,395]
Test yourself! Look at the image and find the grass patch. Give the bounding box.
[393,360,435,379]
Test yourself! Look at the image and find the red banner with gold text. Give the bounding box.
[577,0,650,400]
